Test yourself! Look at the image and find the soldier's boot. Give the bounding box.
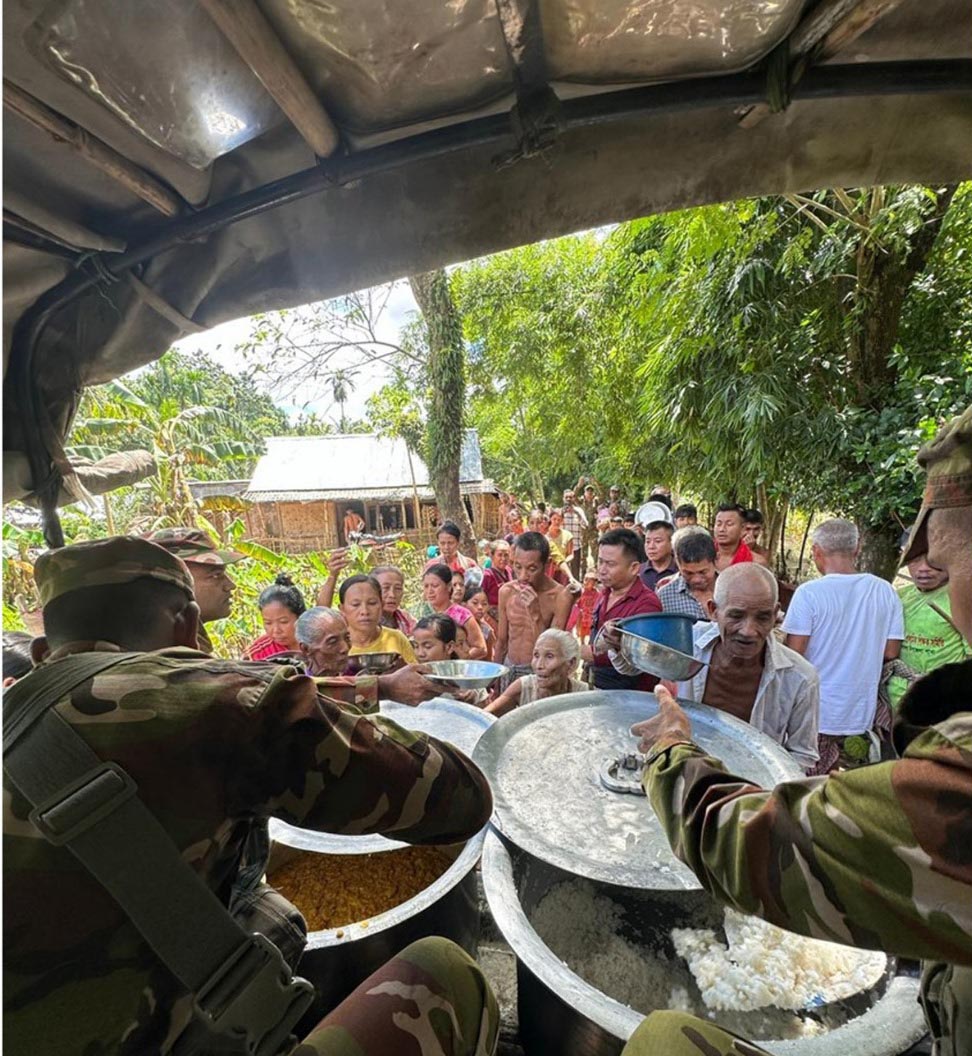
[621,1010,771,1056]
[293,937,500,1056]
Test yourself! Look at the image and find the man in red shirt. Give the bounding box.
[713,502,754,571]
[582,528,662,691]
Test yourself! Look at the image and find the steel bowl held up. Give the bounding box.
[423,659,508,690]
[615,613,705,682]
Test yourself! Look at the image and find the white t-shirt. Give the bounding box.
[781,573,904,735]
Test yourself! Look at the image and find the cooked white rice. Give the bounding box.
[530,880,886,1040]
[672,908,886,1012]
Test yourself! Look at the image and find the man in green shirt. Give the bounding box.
[887,553,970,709]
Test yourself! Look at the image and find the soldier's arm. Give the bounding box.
[252,669,492,845]
[642,716,972,966]
[312,674,379,714]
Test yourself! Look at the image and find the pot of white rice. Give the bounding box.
[482,831,926,1056]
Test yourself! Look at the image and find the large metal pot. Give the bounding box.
[482,830,926,1056]
[267,697,494,1028]
[271,829,485,1030]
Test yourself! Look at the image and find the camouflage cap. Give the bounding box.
[34,537,195,608]
[902,405,972,564]
[144,526,244,567]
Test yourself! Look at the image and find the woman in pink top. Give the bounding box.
[421,565,488,659]
[244,574,306,659]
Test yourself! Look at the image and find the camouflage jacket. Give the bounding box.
[643,712,972,963]
[3,643,492,1056]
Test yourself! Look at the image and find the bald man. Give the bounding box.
[677,563,819,771]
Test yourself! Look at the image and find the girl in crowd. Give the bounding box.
[245,574,306,659]
[485,628,587,717]
[372,564,415,635]
[339,573,416,664]
[412,613,459,663]
[420,565,487,659]
[450,569,466,605]
[463,582,495,661]
[412,615,484,705]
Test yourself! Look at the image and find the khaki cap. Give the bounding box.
[35,537,195,608]
[902,405,972,564]
[144,526,244,567]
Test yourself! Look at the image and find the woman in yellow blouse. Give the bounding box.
[339,574,416,664]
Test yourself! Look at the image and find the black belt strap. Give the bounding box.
[3,654,314,1055]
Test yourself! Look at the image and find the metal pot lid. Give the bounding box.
[271,697,494,854]
[472,689,802,890]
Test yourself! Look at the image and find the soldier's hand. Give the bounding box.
[378,664,440,706]
[630,684,693,753]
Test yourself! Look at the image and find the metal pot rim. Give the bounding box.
[481,829,926,1055]
[302,825,487,949]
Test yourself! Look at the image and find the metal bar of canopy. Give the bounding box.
[199,0,341,159]
[3,80,186,217]
[11,58,972,547]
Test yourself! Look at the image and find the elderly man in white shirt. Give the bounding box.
[676,563,819,771]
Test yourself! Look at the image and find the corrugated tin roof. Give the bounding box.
[245,479,497,504]
[244,430,484,501]
[187,479,250,500]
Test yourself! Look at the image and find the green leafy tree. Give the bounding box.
[69,380,264,530]
[408,270,476,550]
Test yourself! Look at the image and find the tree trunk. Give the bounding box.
[858,521,901,582]
[408,269,477,554]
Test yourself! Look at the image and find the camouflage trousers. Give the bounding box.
[621,1010,770,1056]
[293,938,499,1056]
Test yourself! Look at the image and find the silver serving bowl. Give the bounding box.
[618,629,705,681]
[347,651,400,674]
[423,660,508,689]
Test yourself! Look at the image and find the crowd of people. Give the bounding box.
[229,478,966,778]
[3,407,970,1056]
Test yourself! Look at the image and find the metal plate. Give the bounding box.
[472,690,802,890]
[271,697,494,855]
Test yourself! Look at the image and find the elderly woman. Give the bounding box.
[371,564,415,635]
[486,628,587,717]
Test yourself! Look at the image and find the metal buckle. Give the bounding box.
[194,934,315,1056]
[29,762,137,846]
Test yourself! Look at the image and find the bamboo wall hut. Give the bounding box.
[222,431,498,553]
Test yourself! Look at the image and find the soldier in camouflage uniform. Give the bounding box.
[3,536,497,1055]
[625,405,972,1056]
[147,526,245,654]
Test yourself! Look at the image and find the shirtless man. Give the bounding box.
[742,508,772,568]
[495,531,573,688]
